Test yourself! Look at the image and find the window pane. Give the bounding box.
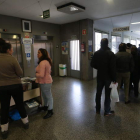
[102,34,108,39]
[70,40,80,71]
[131,40,136,45]
[95,32,102,51]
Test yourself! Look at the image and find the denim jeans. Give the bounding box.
[96,80,111,113]
[40,83,53,110]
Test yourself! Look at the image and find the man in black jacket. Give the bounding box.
[116,43,134,104]
[91,38,116,116]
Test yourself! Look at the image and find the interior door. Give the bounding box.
[70,40,80,79]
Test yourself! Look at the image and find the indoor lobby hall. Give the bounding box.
[5,76,140,140]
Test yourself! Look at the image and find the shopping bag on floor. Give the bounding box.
[110,82,119,102]
[9,109,21,121]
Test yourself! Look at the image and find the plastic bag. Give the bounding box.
[110,82,119,102]
[9,109,21,121]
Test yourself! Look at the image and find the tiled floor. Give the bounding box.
[3,77,140,140]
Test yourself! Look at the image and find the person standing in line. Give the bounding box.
[91,38,116,116]
[36,48,53,119]
[0,38,29,139]
[116,43,134,104]
[129,46,140,97]
[138,44,140,56]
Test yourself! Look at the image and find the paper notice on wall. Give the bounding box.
[88,40,92,46]
[22,38,32,44]
[24,44,31,53]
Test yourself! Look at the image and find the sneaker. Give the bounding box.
[125,100,131,104]
[104,111,115,116]
[1,131,8,139]
[23,122,29,130]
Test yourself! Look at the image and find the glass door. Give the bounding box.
[70,40,80,78]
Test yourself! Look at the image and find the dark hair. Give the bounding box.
[119,43,126,52]
[0,38,12,53]
[131,45,137,55]
[101,38,108,49]
[38,48,52,66]
[127,43,132,48]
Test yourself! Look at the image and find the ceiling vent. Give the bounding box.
[57,2,85,14]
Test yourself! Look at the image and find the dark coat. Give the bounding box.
[115,52,134,73]
[90,47,116,81]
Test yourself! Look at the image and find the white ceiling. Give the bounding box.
[1,0,140,24]
[94,12,140,37]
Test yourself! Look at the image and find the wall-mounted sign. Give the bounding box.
[24,44,31,53]
[113,26,129,32]
[88,40,92,52]
[43,10,50,19]
[82,29,86,35]
[22,38,32,44]
[62,42,68,55]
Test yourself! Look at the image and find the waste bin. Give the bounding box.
[59,64,67,76]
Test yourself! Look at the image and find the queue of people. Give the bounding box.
[0,37,140,139]
[0,38,53,139]
[91,38,140,116]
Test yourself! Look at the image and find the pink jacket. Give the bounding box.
[36,60,52,84]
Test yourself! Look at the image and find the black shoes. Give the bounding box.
[125,100,131,104]
[23,122,29,130]
[1,131,8,139]
[43,110,53,119]
[38,106,48,111]
[104,111,115,116]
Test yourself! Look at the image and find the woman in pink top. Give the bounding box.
[36,48,53,119]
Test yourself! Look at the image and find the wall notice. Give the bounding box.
[62,42,68,55]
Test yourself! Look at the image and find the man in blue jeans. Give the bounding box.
[91,38,116,116]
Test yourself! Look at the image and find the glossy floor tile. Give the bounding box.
[3,77,140,140]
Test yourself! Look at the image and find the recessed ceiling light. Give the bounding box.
[40,15,43,18]
[131,22,140,24]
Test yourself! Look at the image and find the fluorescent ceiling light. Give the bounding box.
[135,31,140,32]
[131,22,140,24]
[70,7,78,11]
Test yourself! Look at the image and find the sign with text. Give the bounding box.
[82,29,86,35]
[43,10,50,19]
[22,38,32,44]
[113,26,130,32]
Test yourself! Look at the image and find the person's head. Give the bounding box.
[127,43,132,49]
[101,38,108,49]
[119,43,126,52]
[0,38,13,55]
[131,45,137,55]
[38,48,52,66]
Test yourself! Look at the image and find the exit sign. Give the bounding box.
[82,29,86,35]
[43,10,50,19]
